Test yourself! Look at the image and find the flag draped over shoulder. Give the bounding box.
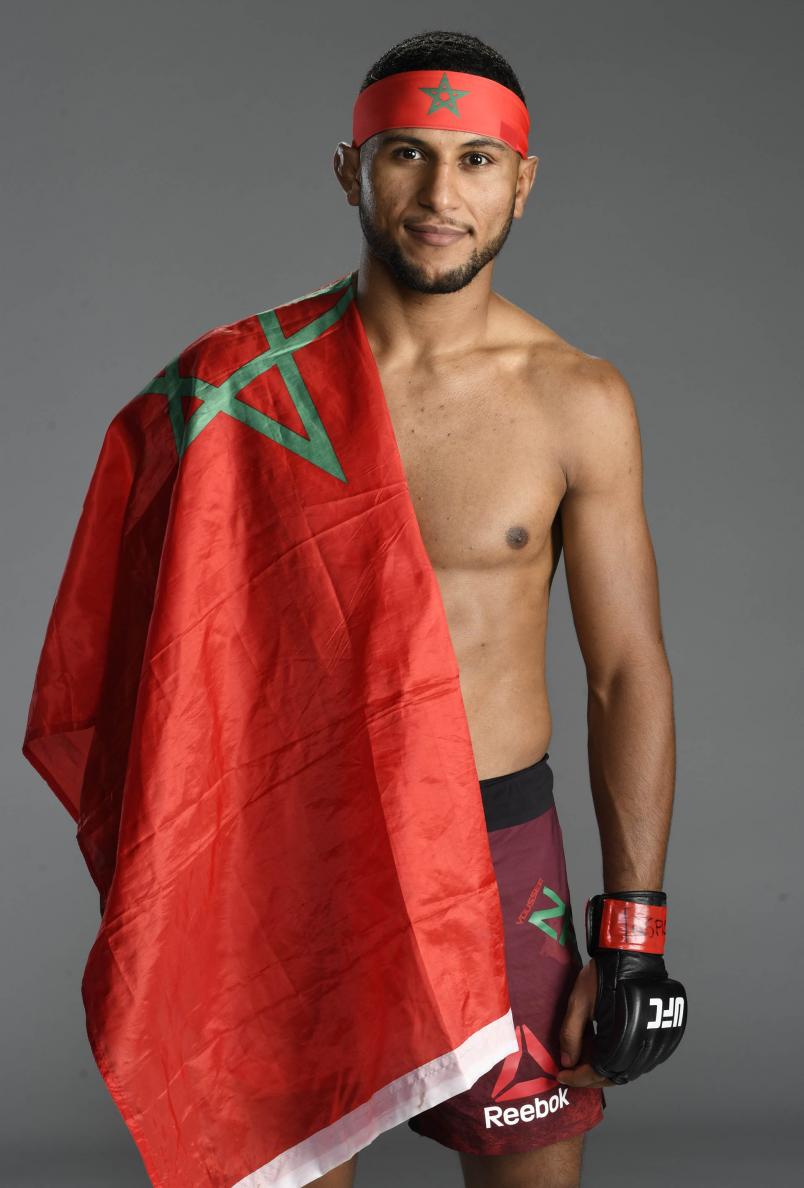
[21,269,518,1188]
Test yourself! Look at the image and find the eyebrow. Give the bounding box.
[379,132,505,151]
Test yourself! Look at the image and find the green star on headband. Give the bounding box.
[418,72,471,117]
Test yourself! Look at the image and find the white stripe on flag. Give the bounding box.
[232,1008,518,1188]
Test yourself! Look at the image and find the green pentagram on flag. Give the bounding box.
[419,71,470,117]
[138,274,355,481]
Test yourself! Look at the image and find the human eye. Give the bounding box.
[465,152,492,166]
[392,146,422,160]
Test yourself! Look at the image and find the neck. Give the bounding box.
[352,249,497,365]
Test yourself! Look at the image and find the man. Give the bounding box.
[318,29,685,1188]
[21,27,685,1188]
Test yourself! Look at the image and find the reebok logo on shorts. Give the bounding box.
[484,1086,570,1129]
[490,1021,559,1100]
[484,1021,570,1127]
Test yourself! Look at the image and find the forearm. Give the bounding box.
[586,656,676,892]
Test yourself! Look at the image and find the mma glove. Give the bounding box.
[585,889,687,1084]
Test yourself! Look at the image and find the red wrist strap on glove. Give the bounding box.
[597,896,667,954]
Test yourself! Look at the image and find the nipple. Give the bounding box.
[506,525,530,549]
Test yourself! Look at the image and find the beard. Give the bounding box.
[358,194,517,295]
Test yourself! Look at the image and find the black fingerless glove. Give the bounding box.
[585,890,688,1084]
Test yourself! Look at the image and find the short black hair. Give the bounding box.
[359,29,526,108]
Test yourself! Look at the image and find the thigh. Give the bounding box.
[458,1131,585,1188]
[304,1152,359,1188]
[407,799,605,1157]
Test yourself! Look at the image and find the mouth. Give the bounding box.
[405,224,468,246]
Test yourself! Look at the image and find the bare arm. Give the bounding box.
[559,359,675,892]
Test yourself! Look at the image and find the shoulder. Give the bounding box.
[517,316,641,491]
[518,308,635,417]
[500,299,642,490]
[553,351,643,493]
[491,293,641,480]
[120,307,271,419]
[554,350,640,437]
[496,293,637,419]
[129,274,341,398]
[108,276,348,444]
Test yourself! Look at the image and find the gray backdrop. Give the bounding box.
[3,1,802,1184]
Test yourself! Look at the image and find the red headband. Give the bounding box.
[351,69,530,158]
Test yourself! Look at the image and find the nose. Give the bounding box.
[416,160,461,214]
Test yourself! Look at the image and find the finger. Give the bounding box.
[556,1062,614,1088]
[559,989,590,1068]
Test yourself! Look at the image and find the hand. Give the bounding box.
[556,958,615,1089]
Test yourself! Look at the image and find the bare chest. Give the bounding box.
[375,356,567,572]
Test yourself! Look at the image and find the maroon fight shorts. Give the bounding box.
[407,753,606,1155]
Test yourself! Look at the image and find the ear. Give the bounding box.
[333,141,362,206]
[513,153,539,217]
[523,153,539,189]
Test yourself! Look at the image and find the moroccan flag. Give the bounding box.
[21,269,518,1188]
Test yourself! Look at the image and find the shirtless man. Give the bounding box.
[316,29,686,1188]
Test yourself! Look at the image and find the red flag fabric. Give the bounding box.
[21,269,518,1188]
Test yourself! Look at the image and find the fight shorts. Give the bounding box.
[407,753,606,1155]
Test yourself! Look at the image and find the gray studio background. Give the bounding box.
[3,1,801,1185]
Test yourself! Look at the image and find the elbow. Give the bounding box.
[586,644,674,702]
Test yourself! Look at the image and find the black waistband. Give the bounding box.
[479,752,554,832]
